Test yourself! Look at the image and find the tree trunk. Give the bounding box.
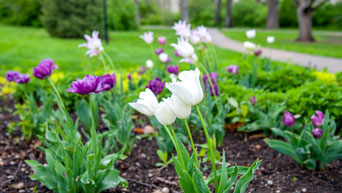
[134,0,141,25]
[225,0,233,27]
[180,0,189,22]
[215,0,222,26]
[266,0,279,29]
[296,6,314,41]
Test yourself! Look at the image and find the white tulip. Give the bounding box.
[166,68,203,106]
[267,36,275,44]
[129,88,158,116]
[164,95,192,119]
[171,37,195,59]
[146,59,154,68]
[159,53,168,63]
[154,101,176,125]
[139,31,154,44]
[246,29,256,39]
[243,41,256,51]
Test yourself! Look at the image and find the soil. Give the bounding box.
[1,97,342,193]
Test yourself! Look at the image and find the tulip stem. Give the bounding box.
[99,53,109,72]
[48,77,67,112]
[195,105,218,191]
[103,51,116,72]
[184,119,199,167]
[163,125,185,167]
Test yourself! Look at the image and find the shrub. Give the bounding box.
[107,0,138,31]
[232,0,267,27]
[41,0,103,38]
[0,0,41,27]
[189,0,216,26]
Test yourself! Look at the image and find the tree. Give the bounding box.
[292,0,328,42]
[267,0,279,29]
[225,0,233,27]
[180,0,189,21]
[215,0,222,26]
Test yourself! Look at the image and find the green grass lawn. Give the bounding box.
[0,25,246,76]
[221,28,342,58]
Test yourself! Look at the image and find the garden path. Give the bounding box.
[208,28,342,73]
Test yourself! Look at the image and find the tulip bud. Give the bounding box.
[226,65,239,75]
[282,111,295,127]
[311,111,324,127]
[127,73,132,80]
[155,48,164,55]
[246,29,256,39]
[146,60,154,68]
[158,36,167,45]
[312,128,323,138]
[159,53,169,63]
[250,96,257,105]
[154,101,176,125]
[267,36,275,44]
[254,49,262,57]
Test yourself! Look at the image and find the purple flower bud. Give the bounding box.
[67,75,106,95]
[33,59,58,79]
[166,57,171,64]
[282,111,295,127]
[127,73,132,80]
[5,71,20,82]
[155,48,164,55]
[158,36,166,45]
[226,65,239,75]
[174,51,181,57]
[312,128,323,138]
[138,66,146,75]
[167,65,179,75]
[15,74,30,84]
[146,77,165,96]
[202,72,219,96]
[99,73,116,91]
[250,96,257,105]
[254,49,262,57]
[311,111,324,127]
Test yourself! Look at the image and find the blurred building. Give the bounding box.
[155,0,180,13]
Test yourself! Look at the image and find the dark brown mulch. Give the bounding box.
[1,97,342,193]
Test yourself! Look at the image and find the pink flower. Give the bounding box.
[282,111,295,127]
[311,111,324,127]
[79,31,104,57]
[226,65,239,75]
[158,36,166,45]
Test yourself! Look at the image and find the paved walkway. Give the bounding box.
[208,28,342,73]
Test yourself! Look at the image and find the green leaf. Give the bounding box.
[97,170,128,192]
[233,159,261,193]
[192,166,210,193]
[217,151,228,193]
[173,157,196,193]
[264,139,302,164]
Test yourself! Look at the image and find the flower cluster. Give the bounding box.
[130,68,203,125]
[226,65,239,75]
[5,71,30,84]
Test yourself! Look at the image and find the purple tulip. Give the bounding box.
[15,74,30,84]
[250,96,257,105]
[99,73,116,91]
[254,49,262,57]
[5,71,20,82]
[311,111,324,127]
[166,57,171,64]
[155,48,164,55]
[226,65,239,75]
[174,51,181,57]
[282,111,295,127]
[33,59,58,79]
[127,73,132,80]
[146,77,165,96]
[67,75,107,95]
[202,72,219,96]
[158,36,166,45]
[167,65,179,75]
[138,66,146,75]
[312,128,323,138]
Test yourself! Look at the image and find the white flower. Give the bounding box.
[196,26,212,43]
[190,30,201,44]
[154,101,176,125]
[129,88,158,116]
[159,53,169,63]
[169,74,177,83]
[171,38,198,64]
[166,68,203,106]
[164,95,192,119]
[172,20,191,38]
[146,60,154,68]
[243,41,256,51]
[140,31,154,44]
[246,29,256,39]
[267,36,275,44]
[79,31,104,57]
